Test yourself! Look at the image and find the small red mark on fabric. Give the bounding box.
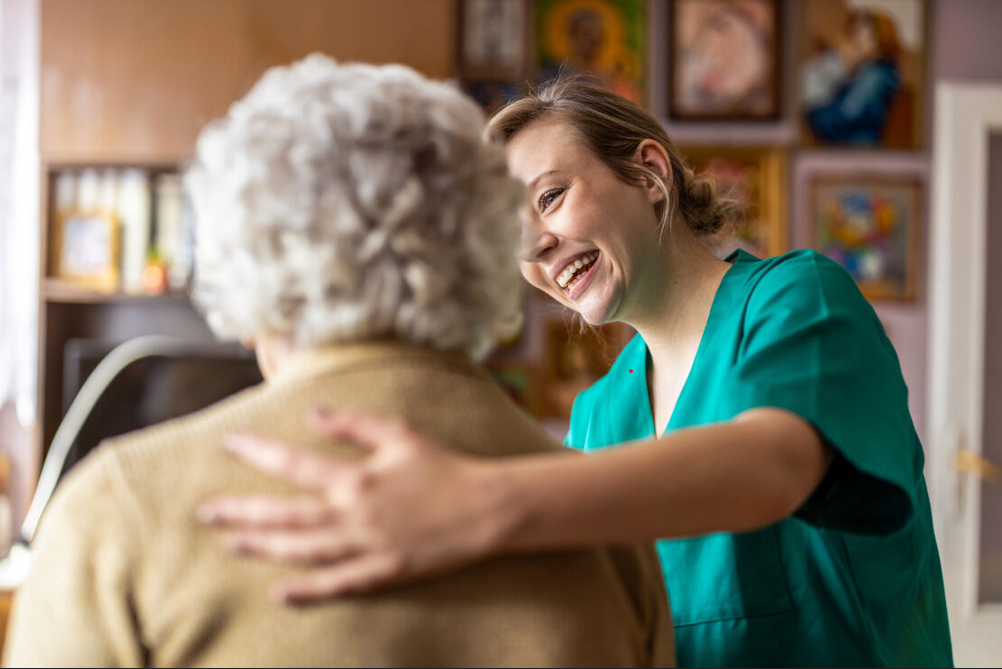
[629,369,633,373]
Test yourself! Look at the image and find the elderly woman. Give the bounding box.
[3,56,673,667]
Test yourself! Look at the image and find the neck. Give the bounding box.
[625,240,731,366]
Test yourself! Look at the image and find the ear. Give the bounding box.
[633,140,672,205]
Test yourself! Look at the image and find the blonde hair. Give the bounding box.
[486,77,742,242]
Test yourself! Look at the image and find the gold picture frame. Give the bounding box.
[679,146,788,259]
[53,210,120,292]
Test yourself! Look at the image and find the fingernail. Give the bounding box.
[310,407,332,419]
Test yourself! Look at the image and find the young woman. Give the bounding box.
[201,79,952,667]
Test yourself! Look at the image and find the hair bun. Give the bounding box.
[685,177,715,210]
[678,170,745,236]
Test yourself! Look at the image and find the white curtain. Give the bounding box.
[0,0,40,427]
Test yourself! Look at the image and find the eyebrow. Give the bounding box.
[527,169,561,191]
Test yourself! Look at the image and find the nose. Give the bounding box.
[519,212,559,263]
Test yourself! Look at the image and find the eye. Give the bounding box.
[538,187,567,213]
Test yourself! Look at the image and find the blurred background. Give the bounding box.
[0,0,1000,663]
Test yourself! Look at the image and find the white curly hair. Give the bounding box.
[186,54,526,361]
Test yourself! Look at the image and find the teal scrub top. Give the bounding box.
[565,250,953,668]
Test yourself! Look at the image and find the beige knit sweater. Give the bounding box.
[3,341,674,667]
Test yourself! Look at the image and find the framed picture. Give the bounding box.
[680,146,788,259]
[798,0,927,148]
[458,0,531,82]
[535,0,647,105]
[669,0,782,121]
[809,175,921,300]
[54,210,120,292]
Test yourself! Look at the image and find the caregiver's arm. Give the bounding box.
[202,407,830,600]
[501,407,831,548]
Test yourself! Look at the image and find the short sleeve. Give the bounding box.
[729,254,919,534]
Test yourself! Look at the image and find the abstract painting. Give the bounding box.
[810,176,921,299]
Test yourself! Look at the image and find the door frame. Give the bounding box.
[928,81,1002,665]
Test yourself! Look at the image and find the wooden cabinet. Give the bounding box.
[40,0,455,162]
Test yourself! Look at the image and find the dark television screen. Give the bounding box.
[60,339,263,479]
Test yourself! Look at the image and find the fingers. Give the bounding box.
[269,554,407,603]
[223,434,347,490]
[307,410,418,454]
[224,528,359,566]
[198,495,333,529]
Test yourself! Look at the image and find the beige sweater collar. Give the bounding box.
[271,339,479,387]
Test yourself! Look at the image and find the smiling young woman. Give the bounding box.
[201,78,953,667]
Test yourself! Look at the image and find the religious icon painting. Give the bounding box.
[798,0,927,148]
[669,0,783,121]
[535,0,647,106]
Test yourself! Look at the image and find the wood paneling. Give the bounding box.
[40,0,455,161]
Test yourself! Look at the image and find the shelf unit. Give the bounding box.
[36,156,215,461]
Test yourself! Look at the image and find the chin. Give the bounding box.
[575,293,618,326]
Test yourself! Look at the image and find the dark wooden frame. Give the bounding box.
[668,0,784,122]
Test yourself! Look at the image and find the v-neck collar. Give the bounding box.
[638,249,756,437]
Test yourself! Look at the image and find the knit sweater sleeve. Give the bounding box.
[3,445,146,667]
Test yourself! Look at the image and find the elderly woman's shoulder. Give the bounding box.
[72,380,278,513]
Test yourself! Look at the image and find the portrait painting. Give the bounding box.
[810,176,921,300]
[798,0,926,148]
[535,0,647,105]
[669,0,782,120]
[681,147,787,259]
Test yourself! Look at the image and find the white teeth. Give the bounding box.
[556,252,599,290]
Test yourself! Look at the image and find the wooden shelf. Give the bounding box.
[43,279,189,305]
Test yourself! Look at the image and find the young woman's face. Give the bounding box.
[506,117,665,325]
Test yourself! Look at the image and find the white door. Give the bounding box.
[929,82,1002,667]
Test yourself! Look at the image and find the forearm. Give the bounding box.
[494,409,830,552]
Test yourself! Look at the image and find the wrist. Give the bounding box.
[471,457,534,555]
